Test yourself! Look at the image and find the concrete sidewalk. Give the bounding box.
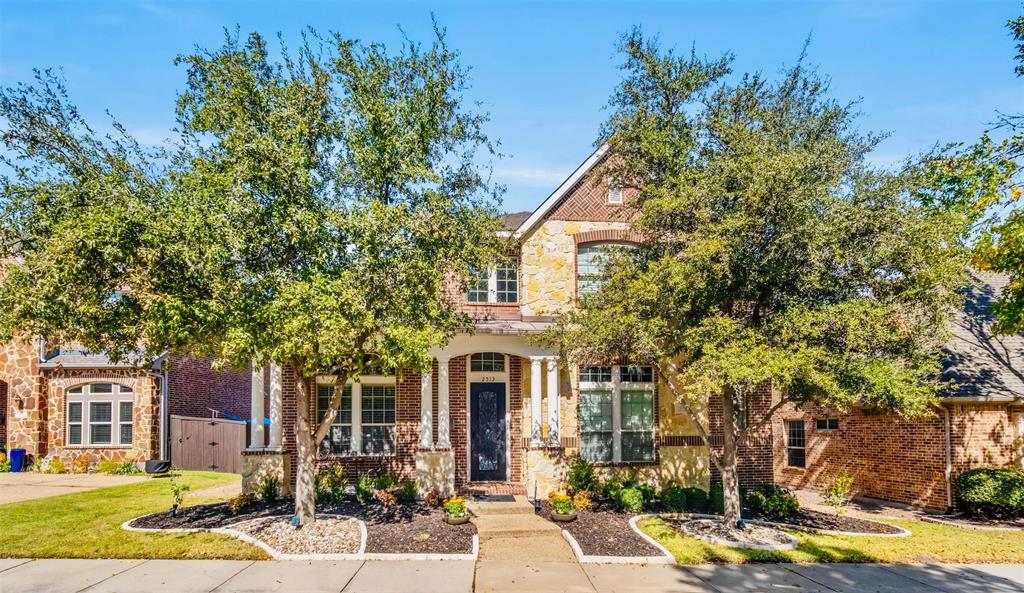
[1,559,1021,593]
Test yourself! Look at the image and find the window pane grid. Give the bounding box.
[580,366,612,383]
[470,352,505,372]
[466,267,489,302]
[619,366,653,383]
[317,385,352,425]
[787,421,806,468]
[68,384,133,447]
[361,385,396,424]
[495,263,518,303]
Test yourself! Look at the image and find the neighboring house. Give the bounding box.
[243,145,720,497]
[1,337,251,466]
[773,271,1024,511]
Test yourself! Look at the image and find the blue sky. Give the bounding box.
[2,1,1022,212]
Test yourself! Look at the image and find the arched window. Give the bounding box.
[577,242,633,296]
[470,352,505,372]
[66,383,134,447]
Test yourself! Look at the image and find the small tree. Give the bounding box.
[0,26,502,525]
[544,31,972,525]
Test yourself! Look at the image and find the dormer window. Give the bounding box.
[607,187,623,204]
[467,260,518,303]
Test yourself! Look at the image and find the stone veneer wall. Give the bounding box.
[43,369,160,465]
[0,381,7,447]
[1,337,44,455]
[772,400,1023,511]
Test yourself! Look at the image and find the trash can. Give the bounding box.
[9,448,26,472]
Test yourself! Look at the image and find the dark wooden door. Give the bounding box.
[470,382,507,481]
[169,415,246,474]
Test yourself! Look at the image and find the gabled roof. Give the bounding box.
[940,270,1024,401]
[513,144,609,238]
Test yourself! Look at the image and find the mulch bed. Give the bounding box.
[128,498,476,555]
[745,508,904,534]
[536,499,661,557]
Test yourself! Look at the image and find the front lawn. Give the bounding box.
[0,471,265,559]
[639,516,1024,564]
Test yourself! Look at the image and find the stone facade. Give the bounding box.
[242,450,290,495]
[772,400,1024,511]
[1,337,44,456]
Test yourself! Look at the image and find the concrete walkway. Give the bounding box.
[1,559,1021,593]
[0,472,147,505]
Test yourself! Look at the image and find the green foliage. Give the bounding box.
[550,493,574,514]
[954,467,1024,518]
[658,485,687,513]
[744,485,800,519]
[396,479,418,503]
[709,484,724,515]
[823,472,855,514]
[170,475,191,507]
[565,453,598,495]
[96,459,140,476]
[1012,12,1024,77]
[0,454,9,473]
[373,473,396,492]
[356,473,375,505]
[681,487,709,512]
[442,496,466,517]
[315,466,346,502]
[257,476,280,503]
[45,459,66,474]
[616,487,646,513]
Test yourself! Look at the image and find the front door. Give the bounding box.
[470,382,507,481]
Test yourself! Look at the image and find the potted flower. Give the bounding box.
[443,496,469,525]
[549,492,577,522]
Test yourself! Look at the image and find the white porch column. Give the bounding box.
[437,357,451,449]
[420,366,434,449]
[248,363,265,449]
[546,357,560,446]
[268,363,283,450]
[530,356,543,446]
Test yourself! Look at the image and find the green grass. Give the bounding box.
[639,516,1024,564]
[0,471,266,559]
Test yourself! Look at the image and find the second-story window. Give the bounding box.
[578,243,633,297]
[467,260,518,303]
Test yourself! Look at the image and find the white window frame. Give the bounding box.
[316,375,396,456]
[579,365,655,464]
[466,261,518,303]
[607,187,623,204]
[67,383,134,447]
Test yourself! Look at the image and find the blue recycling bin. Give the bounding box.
[9,448,26,472]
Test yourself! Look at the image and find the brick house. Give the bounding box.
[773,271,1024,511]
[243,145,715,497]
[1,337,251,467]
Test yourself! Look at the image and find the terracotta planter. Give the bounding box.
[551,509,577,522]
[445,514,470,525]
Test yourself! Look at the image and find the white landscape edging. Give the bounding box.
[920,514,1024,532]
[122,514,479,561]
[662,512,911,538]
[559,515,675,565]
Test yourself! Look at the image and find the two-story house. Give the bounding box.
[241,145,720,497]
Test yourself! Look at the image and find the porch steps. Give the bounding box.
[470,494,578,562]
[471,513,561,540]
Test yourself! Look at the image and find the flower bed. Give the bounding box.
[126,498,476,555]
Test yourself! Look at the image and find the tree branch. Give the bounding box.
[661,360,723,473]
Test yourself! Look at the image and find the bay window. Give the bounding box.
[579,365,655,463]
[317,377,396,455]
[67,383,134,447]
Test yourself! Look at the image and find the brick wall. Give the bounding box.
[450,356,469,487]
[547,160,637,223]
[166,355,251,419]
[772,401,1021,511]
[707,382,774,487]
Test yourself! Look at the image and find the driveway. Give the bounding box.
[0,472,147,505]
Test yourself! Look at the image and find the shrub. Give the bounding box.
[955,467,1024,518]
[356,473,375,505]
[97,459,140,475]
[616,487,645,513]
[572,490,592,511]
[659,485,687,513]
[45,458,67,474]
[170,475,190,508]
[258,476,281,503]
[29,456,44,472]
[744,485,799,519]
[823,472,855,514]
[373,489,397,507]
[709,484,724,514]
[0,454,9,473]
[681,487,708,512]
[549,493,574,514]
[316,466,346,502]
[373,473,396,492]
[228,493,256,514]
[443,496,466,517]
[397,480,418,503]
[71,453,92,474]
[424,488,442,508]
[565,454,598,494]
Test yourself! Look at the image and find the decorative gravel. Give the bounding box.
[675,518,795,548]
[231,516,361,555]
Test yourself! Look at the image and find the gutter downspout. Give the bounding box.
[943,405,953,513]
[159,365,169,460]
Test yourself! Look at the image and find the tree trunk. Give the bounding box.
[294,371,317,525]
[721,389,742,525]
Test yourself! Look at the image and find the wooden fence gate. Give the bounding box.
[169,415,246,474]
